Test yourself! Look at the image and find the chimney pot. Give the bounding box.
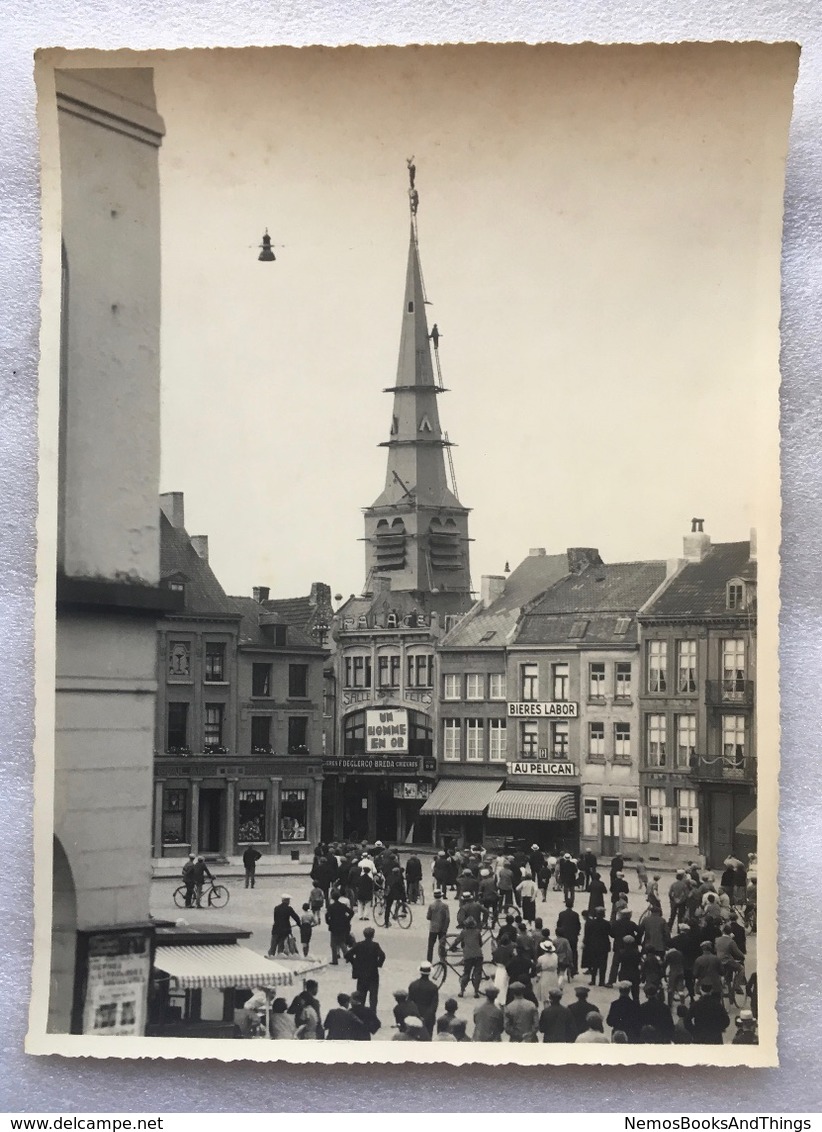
[253,585,270,603]
[528,547,546,557]
[683,520,711,562]
[159,491,185,529]
[190,535,209,562]
[566,547,603,574]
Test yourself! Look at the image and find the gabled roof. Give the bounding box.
[441,552,569,648]
[641,542,756,619]
[159,512,239,619]
[263,596,315,631]
[231,596,322,652]
[514,561,667,647]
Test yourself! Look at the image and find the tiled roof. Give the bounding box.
[231,596,321,651]
[441,553,570,648]
[159,512,239,618]
[642,542,755,619]
[514,561,667,646]
[263,596,314,630]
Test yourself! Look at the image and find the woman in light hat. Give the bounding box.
[533,939,559,1007]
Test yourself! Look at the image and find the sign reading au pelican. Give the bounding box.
[365,709,409,754]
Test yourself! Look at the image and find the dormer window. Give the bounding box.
[727,580,746,610]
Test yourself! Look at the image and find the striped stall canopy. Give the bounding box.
[486,789,576,823]
[154,945,325,991]
[420,778,505,816]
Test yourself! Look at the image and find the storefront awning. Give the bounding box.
[420,778,504,816]
[736,807,757,836]
[154,944,326,991]
[487,789,576,822]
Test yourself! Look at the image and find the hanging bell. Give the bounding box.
[258,230,276,262]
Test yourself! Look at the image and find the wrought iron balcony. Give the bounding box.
[704,679,755,708]
[688,753,756,783]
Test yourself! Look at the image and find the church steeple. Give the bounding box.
[362,165,471,600]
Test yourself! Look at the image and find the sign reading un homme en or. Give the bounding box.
[507,701,579,717]
[365,708,409,753]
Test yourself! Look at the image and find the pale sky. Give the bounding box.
[153,43,795,602]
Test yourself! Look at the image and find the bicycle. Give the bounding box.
[173,876,230,909]
[380,897,413,930]
[721,960,747,1008]
[431,933,495,989]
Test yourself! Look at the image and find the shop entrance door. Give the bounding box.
[198,789,223,854]
[709,792,734,868]
[601,798,620,857]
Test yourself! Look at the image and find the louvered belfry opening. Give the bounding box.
[374,518,407,570]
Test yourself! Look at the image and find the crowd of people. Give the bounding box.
[240,840,757,1044]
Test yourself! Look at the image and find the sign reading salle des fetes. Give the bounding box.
[365,708,409,753]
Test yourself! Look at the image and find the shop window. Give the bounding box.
[252,663,272,697]
[647,640,667,693]
[443,720,461,761]
[288,716,308,753]
[489,673,507,700]
[582,798,598,838]
[288,664,309,698]
[281,790,308,841]
[168,641,191,681]
[520,720,538,758]
[489,719,507,762]
[162,789,188,844]
[443,673,461,700]
[466,719,484,761]
[551,721,569,759]
[251,716,272,753]
[615,662,632,699]
[238,789,267,843]
[204,704,225,752]
[166,703,190,752]
[623,799,639,840]
[204,643,226,682]
[552,663,569,702]
[589,663,606,699]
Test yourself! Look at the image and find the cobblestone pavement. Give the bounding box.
[151,871,756,1042]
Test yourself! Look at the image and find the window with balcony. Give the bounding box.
[443,719,461,761]
[407,654,433,688]
[551,720,569,759]
[552,662,569,702]
[344,655,372,689]
[646,714,667,767]
[647,641,667,693]
[647,787,666,843]
[489,673,507,700]
[251,715,272,753]
[252,663,272,697]
[589,662,606,699]
[722,714,746,769]
[583,797,598,838]
[288,664,309,698]
[521,720,538,758]
[443,674,461,700]
[287,716,308,753]
[204,704,225,751]
[204,643,226,682]
[615,661,632,700]
[614,722,631,762]
[677,787,699,845]
[588,721,605,759]
[521,663,539,701]
[676,640,697,693]
[465,674,484,701]
[377,654,401,689]
[721,639,746,700]
[466,719,484,761]
[489,719,507,762]
[166,702,189,752]
[676,713,696,768]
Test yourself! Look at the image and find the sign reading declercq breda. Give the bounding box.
[507,701,579,717]
[366,708,409,753]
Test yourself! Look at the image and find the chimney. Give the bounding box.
[567,547,603,575]
[481,575,506,607]
[529,547,546,557]
[683,517,711,562]
[749,528,757,562]
[160,491,185,529]
[253,586,270,603]
[190,535,209,563]
[310,581,331,607]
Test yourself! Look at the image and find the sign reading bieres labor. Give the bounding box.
[507,701,579,717]
[365,708,409,753]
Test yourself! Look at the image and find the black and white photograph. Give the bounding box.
[28,41,793,1063]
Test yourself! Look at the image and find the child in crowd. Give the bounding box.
[308,884,325,925]
[299,903,314,957]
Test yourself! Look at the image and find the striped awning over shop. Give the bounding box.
[487,789,576,823]
[154,945,325,991]
[420,778,505,816]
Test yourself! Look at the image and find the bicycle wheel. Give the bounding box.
[395,903,412,929]
[209,884,230,909]
[373,892,385,914]
[173,885,188,909]
[431,962,447,988]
